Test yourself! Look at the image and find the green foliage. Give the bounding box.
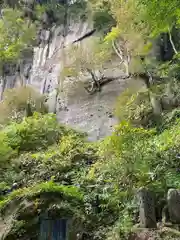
[1,1,180,239]
[95,122,155,191]
[160,108,180,130]
[138,0,180,37]
[3,113,61,151]
[0,112,91,193]
[1,110,180,239]
[85,117,180,238]
[104,0,152,58]
[115,88,153,127]
[4,135,95,187]
[0,181,83,211]
[0,132,16,168]
[0,8,36,65]
[35,1,65,24]
[0,112,89,189]
[106,213,133,240]
[91,0,115,33]
[0,113,91,238]
[95,117,180,236]
[0,86,48,124]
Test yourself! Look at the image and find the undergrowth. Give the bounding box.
[0,112,180,239]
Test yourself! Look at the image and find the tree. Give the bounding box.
[89,0,115,34]
[134,0,180,114]
[63,36,112,94]
[139,0,180,54]
[0,7,36,99]
[0,7,36,61]
[104,0,152,75]
[103,0,163,116]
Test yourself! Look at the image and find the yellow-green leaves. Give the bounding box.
[139,0,180,37]
[63,37,112,80]
[0,8,36,64]
[104,27,120,42]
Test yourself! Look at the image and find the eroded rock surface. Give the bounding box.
[0,17,128,141]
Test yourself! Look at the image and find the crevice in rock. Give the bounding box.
[72,29,96,43]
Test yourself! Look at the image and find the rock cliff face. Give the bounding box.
[0,13,128,141]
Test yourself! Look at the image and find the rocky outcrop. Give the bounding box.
[0,8,128,141]
[30,20,128,141]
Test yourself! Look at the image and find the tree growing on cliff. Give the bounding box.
[105,0,153,74]
[139,0,180,54]
[104,0,165,116]
[0,8,36,64]
[63,37,112,94]
[0,7,36,99]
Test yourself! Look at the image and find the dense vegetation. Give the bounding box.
[1,113,180,239]
[1,0,180,239]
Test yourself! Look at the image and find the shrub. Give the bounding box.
[159,108,180,131]
[3,113,62,151]
[0,86,48,124]
[0,132,16,168]
[115,88,153,127]
[1,105,180,239]
[86,119,180,238]
[94,122,156,194]
[0,181,84,211]
[95,119,180,194]
[0,113,93,188]
[7,135,96,187]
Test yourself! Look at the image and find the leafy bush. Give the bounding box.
[85,119,180,238]
[115,88,154,127]
[0,132,16,168]
[3,113,65,152]
[1,111,180,239]
[0,86,48,124]
[3,135,96,188]
[152,119,180,171]
[93,122,155,193]
[0,7,36,63]
[0,112,94,197]
[0,112,96,238]
[0,113,116,240]
[0,113,90,189]
[106,213,133,240]
[94,119,180,193]
[0,181,84,211]
[159,108,180,131]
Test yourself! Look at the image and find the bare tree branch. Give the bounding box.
[168,27,178,55]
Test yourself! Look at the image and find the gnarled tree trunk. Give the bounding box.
[112,39,130,77]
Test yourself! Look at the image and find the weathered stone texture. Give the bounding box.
[138,188,157,228]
